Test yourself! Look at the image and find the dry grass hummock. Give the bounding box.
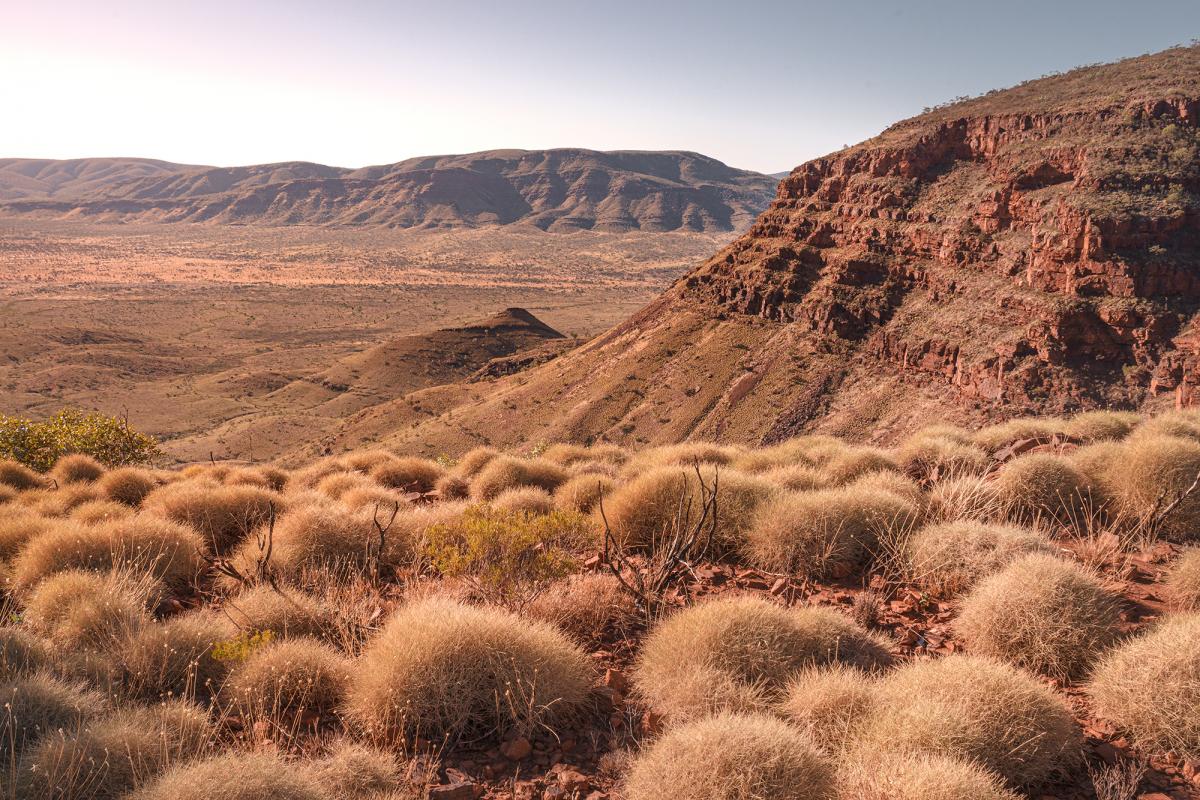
[22,569,155,652]
[955,554,1122,680]
[370,456,444,494]
[905,520,1056,596]
[143,482,279,554]
[125,751,327,800]
[622,712,834,800]
[744,485,918,578]
[115,611,233,702]
[837,751,1021,800]
[1166,548,1200,611]
[49,453,106,484]
[97,467,159,506]
[9,514,206,592]
[310,740,409,800]
[896,430,989,482]
[854,654,1081,788]
[69,499,134,525]
[553,473,614,514]
[776,664,875,755]
[1064,410,1141,442]
[0,509,57,566]
[0,673,107,766]
[1105,434,1200,541]
[972,417,1066,453]
[601,466,775,554]
[469,455,568,501]
[634,596,891,721]
[992,453,1094,524]
[0,627,52,680]
[525,573,635,642]
[1089,613,1200,759]
[490,485,554,515]
[221,636,350,727]
[344,597,592,745]
[0,460,44,491]
[222,584,337,641]
[15,700,212,800]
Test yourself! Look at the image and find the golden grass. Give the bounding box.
[0,673,106,766]
[905,520,1056,595]
[745,485,918,578]
[956,554,1122,679]
[97,467,158,506]
[0,509,56,566]
[370,457,444,494]
[525,573,635,642]
[0,460,43,491]
[9,514,206,592]
[822,447,899,485]
[993,452,1093,524]
[972,417,1065,452]
[125,750,327,800]
[1089,613,1200,759]
[838,751,1021,800]
[1104,433,1200,540]
[115,611,232,702]
[23,569,155,651]
[622,712,835,800]
[0,627,52,680]
[49,454,105,485]
[345,597,591,744]
[926,474,1004,522]
[553,473,614,514]
[15,700,212,800]
[490,485,554,515]
[310,740,408,800]
[222,636,350,726]
[1166,547,1200,611]
[776,664,875,755]
[222,585,337,641]
[469,455,567,501]
[1064,410,1141,442]
[855,654,1081,788]
[144,482,280,553]
[455,446,500,478]
[896,430,989,482]
[634,596,890,721]
[69,499,134,525]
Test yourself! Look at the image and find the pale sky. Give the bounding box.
[2,0,1198,174]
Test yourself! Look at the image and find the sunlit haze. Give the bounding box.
[3,0,1199,173]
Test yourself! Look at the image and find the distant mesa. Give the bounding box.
[0,150,777,233]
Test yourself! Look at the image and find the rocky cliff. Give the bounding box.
[339,46,1200,454]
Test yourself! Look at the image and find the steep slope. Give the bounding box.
[0,150,776,232]
[335,46,1200,455]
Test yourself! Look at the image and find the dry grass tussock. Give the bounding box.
[345,597,592,744]
[525,573,635,642]
[854,653,1081,788]
[469,455,567,501]
[821,447,899,485]
[1065,410,1141,442]
[9,513,206,592]
[776,664,875,755]
[310,740,413,800]
[0,626,53,679]
[1166,547,1200,610]
[1089,613,1200,759]
[837,751,1021,800]
[316,471,377,500]
[0,673,107,765]
[69,499,133,525]
[114,610,232,702]
[221,636,350,726]
[0,460,43,491]
[454,446,500,478]
[620,441,742,476]
[490,485,554,515]
[126,750,328,800]
[602,466,776,553]
[553,473,614,514]
[15,700,212,800]
[993,452,1094,524]
[370,456,444,493]
[896,429,989,482]
[634,596,890,720]
[622,712,835,800]
[745,484,919,578]
[434,471,471,500]
[23,568,156,651]
[905,520,1056,595]
[97,467,158,506]
[49,453,105,484]
[956,553,1122,679]
[972,417,1066,452]
[222,584,338,641]
[927,473,1005,522]
[1104,433,1200,541]
[144,482,279,553]
[0,509,56,565]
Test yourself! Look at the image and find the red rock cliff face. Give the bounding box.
[681,68,1200,427]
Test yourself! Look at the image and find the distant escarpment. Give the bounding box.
[0,150,776,232]
[342,46,1200,455]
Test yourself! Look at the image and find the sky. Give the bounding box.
[2,0,1199,174]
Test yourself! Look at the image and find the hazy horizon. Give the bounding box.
[4,0,1199,174]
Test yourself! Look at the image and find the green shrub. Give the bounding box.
[0,409,160,472]
[425,506,589,607]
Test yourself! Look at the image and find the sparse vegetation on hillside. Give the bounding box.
[0,409,1194,797]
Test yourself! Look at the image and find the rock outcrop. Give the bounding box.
[342,46,1200,455]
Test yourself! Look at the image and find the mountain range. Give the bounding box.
[0,150,777,232]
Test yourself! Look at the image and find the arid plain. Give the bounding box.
[0,219,730,463]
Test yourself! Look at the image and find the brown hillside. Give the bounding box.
[328,46,1200,456]
[0,150,776,233]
